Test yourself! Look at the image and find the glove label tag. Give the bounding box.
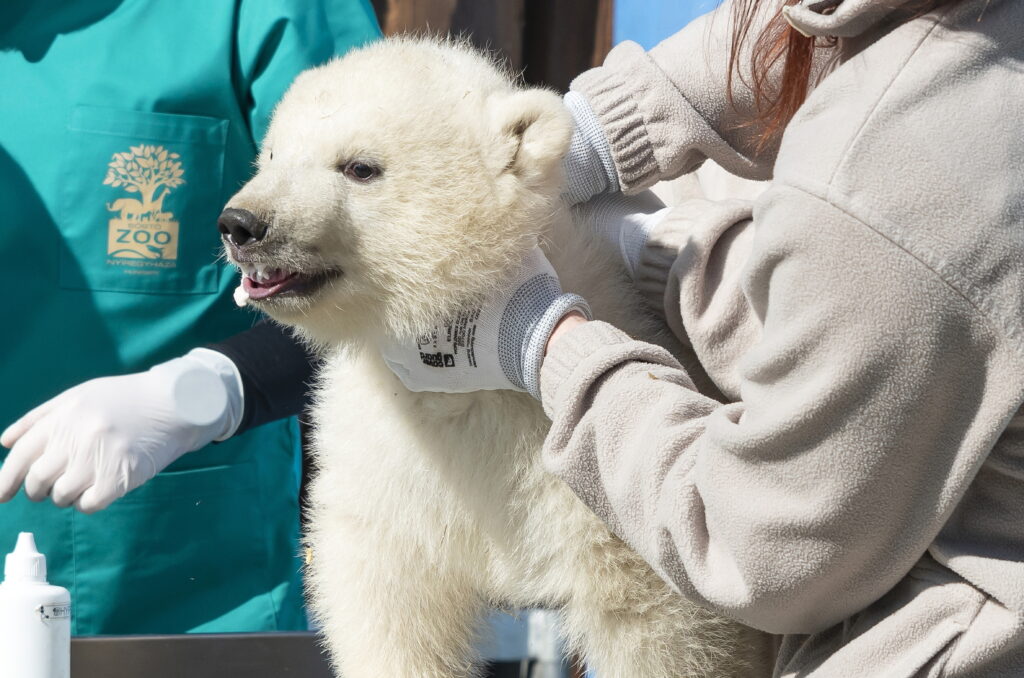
[416,308,481,369]
[420,352,456,368]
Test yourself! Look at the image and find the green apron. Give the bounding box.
[0,0,379,635]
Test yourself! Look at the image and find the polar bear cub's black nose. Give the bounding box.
[218,208,268,247]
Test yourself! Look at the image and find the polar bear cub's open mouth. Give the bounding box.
[218,207,343,304]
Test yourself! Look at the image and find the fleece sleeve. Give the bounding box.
[569,1,795,192]
[236,0,380,145]
[634,196,758,400]
[539,183,1020,635]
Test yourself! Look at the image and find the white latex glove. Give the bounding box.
[0,349,243,513]
[577,190,672,279]
[562,91,619,205]
[381,247,591,399]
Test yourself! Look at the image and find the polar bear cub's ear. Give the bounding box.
[486,88,572,185]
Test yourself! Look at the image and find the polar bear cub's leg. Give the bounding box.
[305,354,498,677]
[559,540,772,678]
[306,512,489,678]
[565,593,770,677]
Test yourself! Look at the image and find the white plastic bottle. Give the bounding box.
[0,533,71,678]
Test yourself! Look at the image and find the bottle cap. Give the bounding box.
[4,532,47,583]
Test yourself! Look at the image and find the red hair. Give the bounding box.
[727,0,829,153]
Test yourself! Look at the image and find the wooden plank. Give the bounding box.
[450,0,525,69]
[522,0,611,90]
[377,0,458,36]
[592,0,613,67]
[372,0,526,70]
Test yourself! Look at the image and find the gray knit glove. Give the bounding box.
[577,190,672,279]
[381,248,592,400]
[562,91,619,205]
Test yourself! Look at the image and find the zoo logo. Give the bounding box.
[103,145,185,266]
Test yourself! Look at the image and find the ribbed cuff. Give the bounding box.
[563,92,619,204]
[540,321,635,414]
[570,42,662,193]
[523,293,593,400]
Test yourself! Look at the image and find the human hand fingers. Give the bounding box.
[23,444,72,502]
[75,480,119,514]
[51,468,96,509]
[0,418,54,502]
[0,394,63,449]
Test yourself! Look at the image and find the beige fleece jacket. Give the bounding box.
[542,0,1024,675]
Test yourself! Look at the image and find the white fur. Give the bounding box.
[225,37,771,677]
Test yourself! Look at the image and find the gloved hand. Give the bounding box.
[577,190,671,279]
[0,348,243,513]
[562,91,620,205]
[381,247,591,399]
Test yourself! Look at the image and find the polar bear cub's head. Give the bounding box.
[220,38,572,347]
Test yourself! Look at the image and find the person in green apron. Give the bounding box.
[0,0,379,635]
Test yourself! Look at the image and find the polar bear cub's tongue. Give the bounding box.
[243,269,298,300]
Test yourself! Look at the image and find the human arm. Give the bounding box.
[567,191,758,399]
[539,183,1022,634]
[206,318,318,434]
[0,319,316,513]
[564,1,791,201]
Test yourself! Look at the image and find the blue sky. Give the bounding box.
[613,0,721,49]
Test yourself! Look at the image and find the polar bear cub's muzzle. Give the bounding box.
[218,206,343,306]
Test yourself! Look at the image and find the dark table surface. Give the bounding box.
[71,632,529,678]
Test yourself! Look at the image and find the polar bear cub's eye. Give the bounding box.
[341,161,381,182]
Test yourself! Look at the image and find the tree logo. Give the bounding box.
[103,144,185,265]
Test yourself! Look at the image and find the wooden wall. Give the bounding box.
[368,0,613,91]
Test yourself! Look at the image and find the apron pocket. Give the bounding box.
[59,106,228,295]
[70,462,278,634]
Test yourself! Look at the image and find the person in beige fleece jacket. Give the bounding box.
[382,0,1024,674]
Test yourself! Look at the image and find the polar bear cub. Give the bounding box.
[221,37,770,678]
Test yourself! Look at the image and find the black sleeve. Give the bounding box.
[206,318,319,436]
